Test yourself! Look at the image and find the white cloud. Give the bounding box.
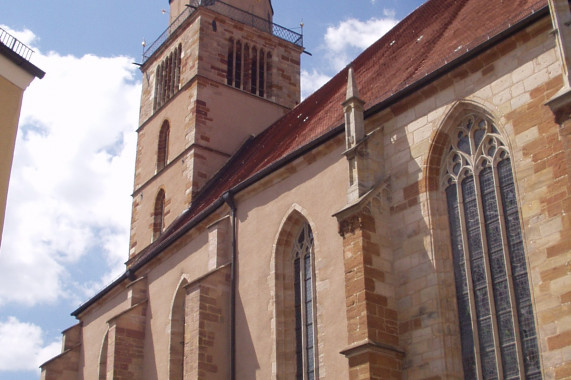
[299,13,398,98]
[0,317,61,371]
[323,15,398,71]
[301,69,331,99]
[0,26,139,306]
[383,8,396,18]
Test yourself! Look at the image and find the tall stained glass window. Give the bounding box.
[442,113,541,379]
[293,223,317,380]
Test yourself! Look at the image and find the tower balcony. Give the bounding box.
[0,26,35,62]
[142,0,303,63]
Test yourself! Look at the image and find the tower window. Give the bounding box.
[227,38,234,86]
[250,47,258,94]
[259,49,265,97]
[157,120,170,172]
[153,189,166,241]
[243,44,251,92]
[266,52,272,99]
[226,38,271,99]
[235,40,242,89]
[443,113,541,379]
[154,44,182,112]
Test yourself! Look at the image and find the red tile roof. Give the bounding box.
[131,0,548,267]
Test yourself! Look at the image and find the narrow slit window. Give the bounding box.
[259,49,265,97]
[157,121,170,172]
[235,40,242,89]
[227,38,234,86]
[153,189,166,241]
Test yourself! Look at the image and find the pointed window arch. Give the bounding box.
[273,210,318,380]
[169,280,188,380]
[442,112,541,379]
[157,120,170,172]
[98,331,108,380]
[153,189,166,241]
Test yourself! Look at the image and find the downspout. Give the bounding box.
[222,191,237,380]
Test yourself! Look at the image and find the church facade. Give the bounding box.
[41,0,571,379]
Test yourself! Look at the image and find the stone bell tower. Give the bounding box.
[128,0,304,258]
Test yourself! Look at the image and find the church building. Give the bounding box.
[41,0,571,378]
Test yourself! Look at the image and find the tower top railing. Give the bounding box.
[0,27,35,62]
[142,0,303,63]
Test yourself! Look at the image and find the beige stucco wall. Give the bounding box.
[233,137,349,379]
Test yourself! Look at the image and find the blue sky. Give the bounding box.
[1,0,424,378]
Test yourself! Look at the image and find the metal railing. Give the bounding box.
[0,27,34,61]
[143,0,302,63]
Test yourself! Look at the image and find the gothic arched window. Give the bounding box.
[98,332,108,380]
[153,189,166,241]
[273,211,319,379]
[442,113,541,379]
[169,280,187,380]
[293,222,317,380]
[157,120,170,172]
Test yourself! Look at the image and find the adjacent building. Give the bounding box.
[41,0,571,378]
[0,27,44,246]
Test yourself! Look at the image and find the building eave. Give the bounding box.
[0,43,45,80]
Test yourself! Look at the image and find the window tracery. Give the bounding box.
[442,113,541,379]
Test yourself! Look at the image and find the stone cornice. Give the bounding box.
[546,86,571,125]
[340,339,405,359]
[333,177,390,236]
